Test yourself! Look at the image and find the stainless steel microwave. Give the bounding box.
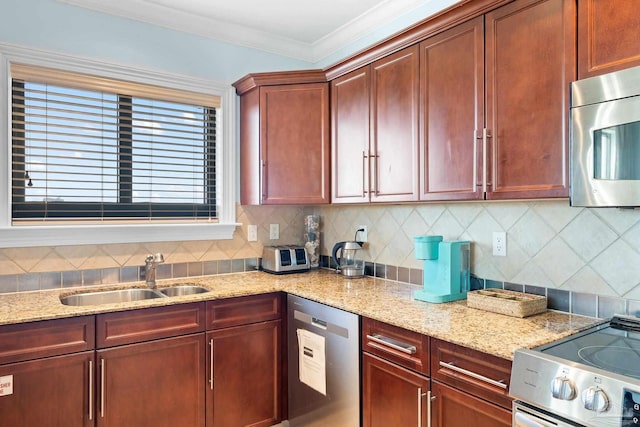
[570,65,640,207]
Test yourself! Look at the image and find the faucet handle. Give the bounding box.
[153,253,165,263]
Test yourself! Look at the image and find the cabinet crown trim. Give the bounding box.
[233,69,327,95]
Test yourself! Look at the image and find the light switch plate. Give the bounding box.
[247,225,258,242]
[269,223,279,240]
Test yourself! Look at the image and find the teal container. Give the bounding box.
[413,235,443,260]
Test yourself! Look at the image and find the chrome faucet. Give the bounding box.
[144,253,165,288]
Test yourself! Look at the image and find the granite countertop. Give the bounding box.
[0,270,602,360]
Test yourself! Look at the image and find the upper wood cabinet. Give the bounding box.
[371,46,421,202]
[578,0,640,79]
[485,0,575,199]
[420,0,574,201]
[234,71,330,205]
[420,17,485,201]
[331,46,420,203]
[331,68,370,203]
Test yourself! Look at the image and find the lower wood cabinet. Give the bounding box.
[0,295,284,427]
[431,380,511,427]
[362,318,514,427]
[0,351,94,427]
[207,320,281,427]
[97,334,206,427]
[362,317,430,427]
[362,352,430,427]
[0,316,95,427]
[206,292,283,427]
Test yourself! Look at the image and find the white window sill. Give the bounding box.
[0,223,240,248]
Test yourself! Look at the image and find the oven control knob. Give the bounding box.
[551,376,576,400]
[582,387,610,412]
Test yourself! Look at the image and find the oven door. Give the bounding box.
[570,87,640,207]
[513,402,585,427]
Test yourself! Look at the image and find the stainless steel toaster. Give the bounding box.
[262,245,310,274]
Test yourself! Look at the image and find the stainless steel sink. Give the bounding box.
[158,285,209,297]
[60,288,165,306]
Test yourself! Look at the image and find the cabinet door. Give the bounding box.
[578,0,640,78]
[97,334,206,427]
[363,352,429,427]
[485,0,575,199]
[207,320,281,427]
[0,351,94,427]
[331,67,371,203]
[431,381,511,427]
[420,17,484,201]
[260,83,330,204]
[370,45,420,202]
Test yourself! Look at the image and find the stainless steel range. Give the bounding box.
[510,315,640,427]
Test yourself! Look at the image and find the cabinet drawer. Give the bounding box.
[207,293,282,329]
[96,302,205,348]
[0,316,94,364]
[431,338,512,409]
[362,317,429,375]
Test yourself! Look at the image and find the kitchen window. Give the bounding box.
[0,45,237,247]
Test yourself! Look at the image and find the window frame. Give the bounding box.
[0,43,238,248]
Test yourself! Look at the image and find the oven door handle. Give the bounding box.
[513,402,582,427]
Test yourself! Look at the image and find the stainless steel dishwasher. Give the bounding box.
[286,294,360,426]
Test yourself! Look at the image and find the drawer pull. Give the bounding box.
[367,334,417,355]
[439,361,507,389]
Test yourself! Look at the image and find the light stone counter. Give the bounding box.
[0,270,601,360]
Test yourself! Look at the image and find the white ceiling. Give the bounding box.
[58,0,459,63]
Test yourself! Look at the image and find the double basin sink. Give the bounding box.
[60,284,209,306]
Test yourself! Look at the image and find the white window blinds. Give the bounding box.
[11,64,220,223]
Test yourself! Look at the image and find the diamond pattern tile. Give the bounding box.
[560,210,618,262]
[510,209,556,257]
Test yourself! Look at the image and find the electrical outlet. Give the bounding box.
[356,225,368,242]
[247,224,258,242]
[492,231,507,256]
[269,223,279,240]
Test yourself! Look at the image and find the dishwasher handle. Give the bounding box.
[293,310,349,338]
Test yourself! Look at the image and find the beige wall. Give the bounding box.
[2,200,640,301]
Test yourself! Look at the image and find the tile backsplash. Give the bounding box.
[2,199,640,318]
[310,199,640,301]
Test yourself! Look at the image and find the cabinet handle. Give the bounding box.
[209,338,214,390]
[371,153,379,196]
[88,360,93,421]
[473,130,477,188]
[260,159,266,200]
[482,128,488,193]
[362,151,368,196]
[427,390,435,427]
[439,361,507,389]
[417,387,426,427]
[367,334,417,354]
[100,358,105,418]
